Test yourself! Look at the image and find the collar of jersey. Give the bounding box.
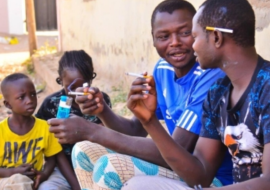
[174,62,200,85]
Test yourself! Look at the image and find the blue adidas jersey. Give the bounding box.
[154,58,224,135]
[153,58,233,186]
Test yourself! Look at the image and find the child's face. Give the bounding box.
[61,68,91,96]
[4,78,37,116]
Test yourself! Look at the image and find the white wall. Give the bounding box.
[0,0,25,35]
[58,0,162,91]
[7,0,26,34]
[256,27,270,60]
[0,0,9,33]
[58,0,270,90]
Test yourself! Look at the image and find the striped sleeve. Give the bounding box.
[176,110,200,134]
[176,68,225,135]
[177,110,200,134]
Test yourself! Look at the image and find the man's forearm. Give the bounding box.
[204,176,270,190]
[142,117,211,187]
[87,125,169,167]
[97,103,147,137]
[0,168,15,178]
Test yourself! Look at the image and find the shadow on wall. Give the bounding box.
[249,0,270,31]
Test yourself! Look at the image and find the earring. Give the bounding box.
[56,78,62,85]
[92,72,97,79]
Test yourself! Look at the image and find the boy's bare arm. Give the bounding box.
[32,155,57,189]
[0,164,34,178]
[41,155,56,179]
[56,151,80,190]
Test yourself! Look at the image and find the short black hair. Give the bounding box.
[1,73,29,97]
[151,0,196,29]
[198,0,255,47]
[57,50,96,84]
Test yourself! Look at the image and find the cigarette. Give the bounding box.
[125,72,151,78]
[206,26,233,33]
[68,92,90,96]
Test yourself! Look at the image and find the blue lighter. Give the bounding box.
[56,95,73,118]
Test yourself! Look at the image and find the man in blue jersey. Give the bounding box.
[48,0,232,189]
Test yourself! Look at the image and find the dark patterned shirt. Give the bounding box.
[36,89,111,165]
[201,56,270,183]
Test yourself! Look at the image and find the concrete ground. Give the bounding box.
[0,31,58,53]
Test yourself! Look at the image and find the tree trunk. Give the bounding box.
[25,0,37,56]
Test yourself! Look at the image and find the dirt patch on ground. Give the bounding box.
[0,60,133,121]
[0,32,58,120]
[0,32,133,121]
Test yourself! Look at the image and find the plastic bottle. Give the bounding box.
[56,95,73,118]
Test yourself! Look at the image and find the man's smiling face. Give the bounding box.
[152,9,196,76]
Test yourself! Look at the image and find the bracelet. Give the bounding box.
[194,185,203,190]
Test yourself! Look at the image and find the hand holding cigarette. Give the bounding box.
[74,86,105,116]
[68,82,90,96]
[126,72,157,124]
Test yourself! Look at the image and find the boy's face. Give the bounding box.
[152,9,195,75]
[192,7,218,69]
[61,68,90,97]
[4,78,37,116]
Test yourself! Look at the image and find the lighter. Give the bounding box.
[56,95,73,118]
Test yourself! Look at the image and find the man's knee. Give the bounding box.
[72,141,114,171]
[93,154,125,189]
[73,141,111,154]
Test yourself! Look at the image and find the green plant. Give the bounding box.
[33,41,57,57]
[111,91,128,106]
[21,41,57,74]
[118,106,132,117]
[35,82,46,93]
[110,85,128,106]
[21,57,34,74]
[110,85,133,117]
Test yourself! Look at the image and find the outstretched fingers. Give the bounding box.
[34,174,41,190]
